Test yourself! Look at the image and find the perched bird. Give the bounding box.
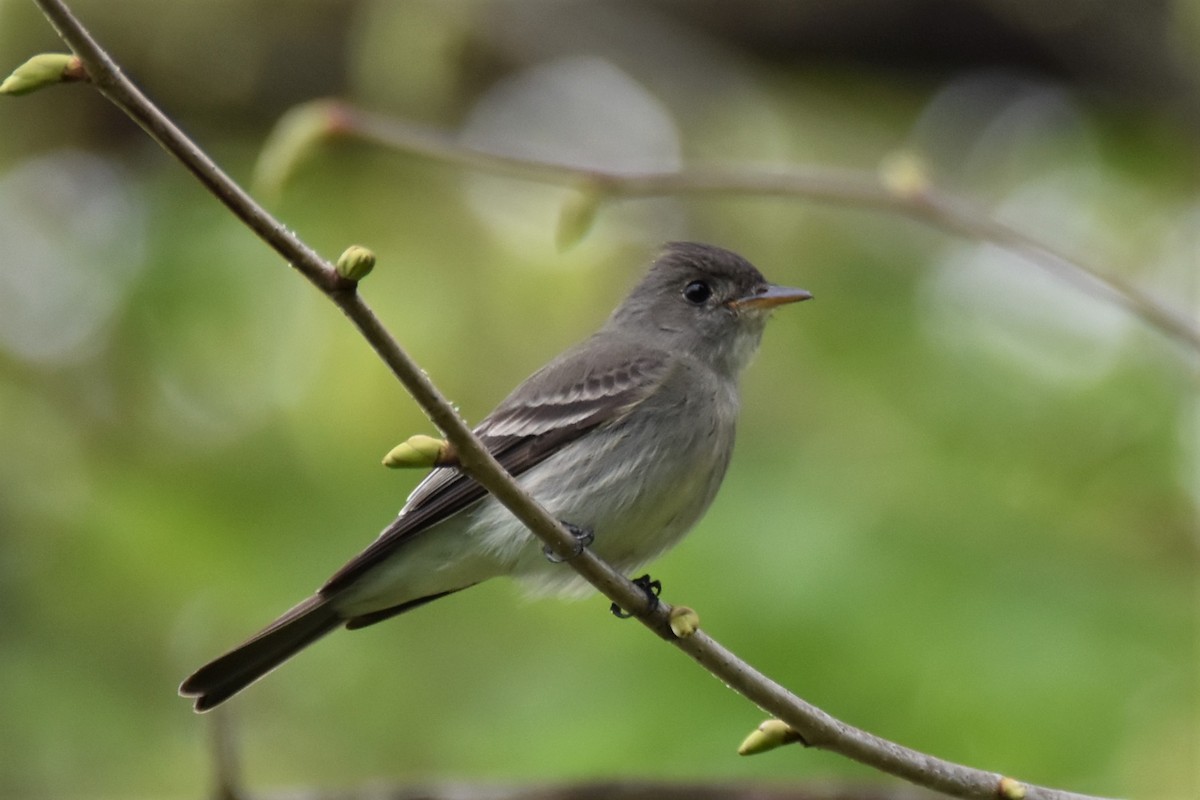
[180,241,811,711]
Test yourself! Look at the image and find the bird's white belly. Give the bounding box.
[475,407,733,597]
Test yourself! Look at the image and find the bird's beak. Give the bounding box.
[729,284,813,311]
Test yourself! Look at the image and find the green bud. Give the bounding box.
[997,777,1026,800]
[737,719,802,756]
[336,245,376,282]
[253,99,343,202]
[668,605,700,638]
[1,53,84,96]
[383,435,455,469]
[879,150,931,200]
[555,185,603,251]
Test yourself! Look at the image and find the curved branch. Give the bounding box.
[27,2,1121,799]
[330,106,1199,357]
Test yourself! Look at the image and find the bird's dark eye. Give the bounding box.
[683,280,712,305]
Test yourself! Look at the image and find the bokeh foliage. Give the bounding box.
[0,1,1195,798]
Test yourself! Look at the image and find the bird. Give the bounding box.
[180,241,811,711]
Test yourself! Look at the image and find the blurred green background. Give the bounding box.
[1,1,1196,798]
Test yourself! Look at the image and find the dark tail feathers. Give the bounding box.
[179,595,341,712]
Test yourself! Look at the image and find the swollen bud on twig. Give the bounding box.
[555,185,604,251]
[1,53,86,96]
[253,99,345,202]
[335,245,376,282]
[668,605,700,638]
[737,719,803,756]
[997,777,1027,800]
[383,435,458,469]
[879,150,931,200]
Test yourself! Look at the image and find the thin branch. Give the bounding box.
[333,106,1200,357]
[209,709,243,800]
[257,778,934,800]
[26,3,1121,800]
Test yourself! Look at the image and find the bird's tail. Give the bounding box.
[179,595,341,712]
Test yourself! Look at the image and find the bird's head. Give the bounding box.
[607,242,811,377]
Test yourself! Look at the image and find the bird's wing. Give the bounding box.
[319,339,673,595]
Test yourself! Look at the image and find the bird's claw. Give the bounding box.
[611,574,662,619]
[542,521,594,563]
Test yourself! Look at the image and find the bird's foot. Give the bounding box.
[542,521,594,563]
[611,574,662,619]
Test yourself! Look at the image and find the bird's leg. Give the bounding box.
[542,521,594,563]
[610,574,662,619]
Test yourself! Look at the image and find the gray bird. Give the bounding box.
[180,241,811,711]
